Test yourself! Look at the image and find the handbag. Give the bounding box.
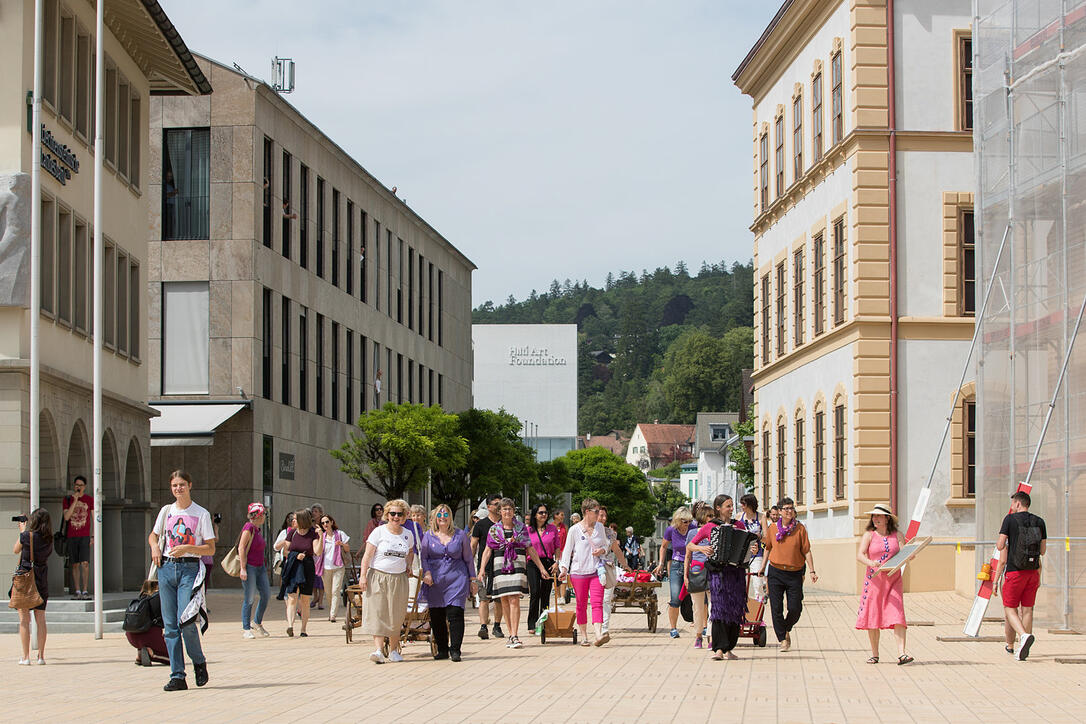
[9,532,44,610]
[220,526,248,578]
[687,562,709,593]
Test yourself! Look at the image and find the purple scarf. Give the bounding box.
[775,518,798,542]
[486,519,530,573]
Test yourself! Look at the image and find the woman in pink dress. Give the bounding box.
[855,504,913,665]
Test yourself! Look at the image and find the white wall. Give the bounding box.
[472,324,577,437]
[626,426,648,468]
[895,0,974,132]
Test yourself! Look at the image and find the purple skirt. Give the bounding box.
[709,566,747,624]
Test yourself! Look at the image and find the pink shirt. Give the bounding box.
[526,524,560,559]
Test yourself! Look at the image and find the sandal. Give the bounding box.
[711,651,724,661]
[897,654,914,665]
[866,656,879,664]
[580,639,591,647]
[1005,645,1014,655]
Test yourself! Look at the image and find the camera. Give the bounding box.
[11,515,27,523]
[213,513,222,525]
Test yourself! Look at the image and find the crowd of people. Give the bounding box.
[7,472,1052,685]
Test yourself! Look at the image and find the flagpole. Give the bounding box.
[92,0,105,639]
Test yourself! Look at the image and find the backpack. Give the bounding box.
[1010,514,1044,570]
[122,592,162,633]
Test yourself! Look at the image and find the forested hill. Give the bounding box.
[472,260,755,434]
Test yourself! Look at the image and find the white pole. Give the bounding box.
[29,0,43,654]
[92,0,104,639]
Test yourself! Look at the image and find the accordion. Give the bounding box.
[707,523,760,571]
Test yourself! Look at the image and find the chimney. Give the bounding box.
[653,419,659,424]
[586,433,591,441]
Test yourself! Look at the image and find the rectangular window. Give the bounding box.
[438,270,445,346]
[361,334,369,413]
[374,221,381,311]
[762,429,771,509]
[834,403,846,499]
[316,313,325,416]
[59,13,73,123]
[331,321,340,421]
[281,297,291,405]
[812,72,823,162]
[129,262,139,359]
[833,217,846,326]
[386,349,392,403]
[360,210,368,303]
[438,373,444,407]
[760,273,771,364]
[75,30,89,138]
[346,200,354,295]
[408,359,414,404]
[116,80,129,179]
[959,36,973,131]
[262,137,273,247]
[397,353,404,402]
[115,250,128,354]
[793,249,805,346]
[397,238,404,324]
[794,418,805,506]
[792,95,803,181]
[346,330,354,423]
[408,248,415,330]
[299,165,309,268]
[777,424,786,500]
[332,189,340,287]
[776,263,787,357]
[162,281,209,394]
[316,178,325,278]
[163,128,211,240]
[43,0,57,106]
[759,133,769,211]
[57,207,71,325]
[41,198,54,315]
[104,243,114,346]
[418,254,425,337]
[428,263,435,341]
[298,308,308,412]
[376,343,384,409]
[965,400,976,497]
[386,229,393,316]
[429,369,435,407]
[262,288,272,399]
[129,96,140,188]
[814,410,825,503]
[281,151,292,259]
[774,115,785,197]
[959,209,975,316]
[831,52,843,144]
[73,219,87,332]
[813,232,825,335]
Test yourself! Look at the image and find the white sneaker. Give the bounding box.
[388,650,404,662]
[1015,633,1035,661]
[35,659,45,665]
[369,650,388,664]
[252,623,270,638]
[17,659,30,666]
[242,629,256,639]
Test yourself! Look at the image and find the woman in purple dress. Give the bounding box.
[420,504,477,661]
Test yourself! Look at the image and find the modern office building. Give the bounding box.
[0,0,209,591]
[733,0,977,592]
[147,57,475,572]
[472,324,576,461]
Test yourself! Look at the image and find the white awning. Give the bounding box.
[150,403,249,446]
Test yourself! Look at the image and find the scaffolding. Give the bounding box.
[975,0,1086,630]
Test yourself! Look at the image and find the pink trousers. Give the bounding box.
[571,574,604,626]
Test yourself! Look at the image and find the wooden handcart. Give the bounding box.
[539,580,578,644]
[610,571,661,632]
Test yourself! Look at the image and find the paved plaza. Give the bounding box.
[6,588,1085,723]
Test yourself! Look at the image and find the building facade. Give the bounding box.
[471,324,576,461]
[0,0,208,591]
[733,0,978,592]
[692,412,741,505]
[625,422,695,472]
[147,57,475,575]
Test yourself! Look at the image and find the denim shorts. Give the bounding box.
[668,559,684,608]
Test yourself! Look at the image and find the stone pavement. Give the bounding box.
[5,588,1085,723]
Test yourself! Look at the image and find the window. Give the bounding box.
[281,151,292,259]
[418,254,425,337]
[57,207,71,325]
[103,62,116,162]
[386,229,393,315]
[762,429,771,508]
[813,232,825,335]
[129,96,140,188]
[374,221,381,311]
[418,364,426,405]
[761,273,771,364]
[316,178,325,278]
[833,217,846,325]
[959,209,975,316]
[262,137,272,247]
[438,373,444,407]
[397,238,404,324]
[281,297,291,405]
[59,12,73,123]
[958,35,973,131]
[346,201,354,295]
[361,334,369,413]
[429,369,435,407]
[438,270,445,346]
[792,95,803,181]
[346,330,354,423]
[794,417,805,506]
[316,313,324,416]
[408,248,415,330]
[331,322,340,420]
[759,132,769,211]
[104,243,114,346]
[299,165,309,268]
[360,210,368,303]
[397,353,404,402]
[709,424,729,442]
[163,128,210,240]
[774,115,785,197]
[428,263,435,341]
[129,262,139,359]
[41,198,54,316]
[812,72,823,162]
[794,249,805,346]
[43,0,57,106]
[777,423,786,500]
[298,308,308,411]
[814,409,825,502]
[75,29,89,138]
[262,288,272,399]
[116,79,129,179]
[73,219,87,332]
[115,250,127,354]
[834,403,846,499]
[831,52,843,144]
[332,189,340,287]
[408,359,414,403]
[964,400,976,497]
[162,282,209,394]
[776,263,787,357]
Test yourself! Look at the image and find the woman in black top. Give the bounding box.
[12,508,52,664]
[275,508,323,637]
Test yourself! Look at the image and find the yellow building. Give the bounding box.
[733,0,978,593]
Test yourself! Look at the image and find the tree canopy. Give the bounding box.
[562,447,656,537]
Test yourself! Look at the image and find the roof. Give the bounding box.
[637,423,695,448]
[577,434,627,456]
[694,412,740,451]
[731,0,795,84]
[106,1,212,95]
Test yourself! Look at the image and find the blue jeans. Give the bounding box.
[158,559,206,680]
[668,559,684,608]
[242,564,270,628]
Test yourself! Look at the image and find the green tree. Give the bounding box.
[330,403,467,500]
[652,480,690,519]
[561,447,656,537]
[729,408,755,493]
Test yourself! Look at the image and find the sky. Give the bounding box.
[160,0,781,307]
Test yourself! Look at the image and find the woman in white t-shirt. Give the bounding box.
[358,498,415,664]
[316,513,351,623]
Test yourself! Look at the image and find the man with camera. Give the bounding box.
[62,475,93,599]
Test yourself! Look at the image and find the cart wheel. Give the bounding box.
[756,627,767,648]
[540,628,547,645]
[381,637,390,657]
[564,589,572,604]
[429,635,438,657]
[572,629,578,645]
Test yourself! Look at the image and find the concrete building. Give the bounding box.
[471,324,576,461]
[733,0,977,593]
[0,0,209,591]
[147,57,474,574]
[626,422,695,472]
[692,412,741,504]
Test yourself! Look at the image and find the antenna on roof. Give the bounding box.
[272,57,296,94]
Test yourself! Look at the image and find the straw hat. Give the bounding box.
[863,503,896,520]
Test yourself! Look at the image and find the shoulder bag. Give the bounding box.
[687,562,709,593]
[220,525,250,578]
[9,532,44,610]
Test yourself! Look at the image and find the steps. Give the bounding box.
[0,593,136,634]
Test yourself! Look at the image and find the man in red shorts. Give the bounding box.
[993,491,1047,661]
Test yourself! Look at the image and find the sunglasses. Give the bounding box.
[436,512,450,518]
[387,511,405,518]
[321,519,331,524]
